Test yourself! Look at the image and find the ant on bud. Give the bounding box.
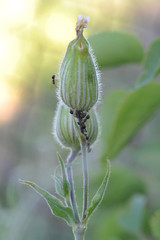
[52,75,55,85]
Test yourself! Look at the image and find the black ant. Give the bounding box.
[52,75,55,85]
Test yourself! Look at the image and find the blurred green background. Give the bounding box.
[0,0,160,239]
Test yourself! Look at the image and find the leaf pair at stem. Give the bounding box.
[19,154,111,230]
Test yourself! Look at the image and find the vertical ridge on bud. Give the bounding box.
[86,108,99,145]
[54,102,80,152]
[53,103,99,152]
[58,16,100,111]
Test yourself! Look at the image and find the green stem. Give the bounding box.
[73,225,86,240]
[80,140,88,220]
[66,151,80,224]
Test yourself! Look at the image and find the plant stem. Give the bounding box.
[80,140,88,220]
[73,225,86,240]
[66,151,80,224]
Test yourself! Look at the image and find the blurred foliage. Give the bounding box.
[88,166,146,208]
[89,31,143,68]
[150,210,160,239]
[100,82,160,159]
[101,166,146,207]
[90,195,146,240]
[137,38,160,88]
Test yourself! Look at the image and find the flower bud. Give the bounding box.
[59,15,100,111]
[53,102,99,152]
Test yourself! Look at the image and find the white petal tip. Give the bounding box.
[76,15,90,34]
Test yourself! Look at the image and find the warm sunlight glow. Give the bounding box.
[0,34,20,76]
[0,0,36,29]
[0,81,20,123]
[45,12,75,43]
[114,0,122,4]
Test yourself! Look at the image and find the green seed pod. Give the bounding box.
[53,102,99,152]
[59,15,100,111]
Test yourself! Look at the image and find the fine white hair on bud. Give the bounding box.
[53,102,99,152]
[53,102,80,152]
[58,15,100,112]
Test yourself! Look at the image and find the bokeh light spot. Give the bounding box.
[0,33,21,76]
[45,12,75,44]
[0,81,20,124]
[0,0,37,28]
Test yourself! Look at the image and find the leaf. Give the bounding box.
[88,31,143,68]
[93,195,146,240]
[57,153,69,199]
[19,180,75,226]
[100,90,129,160]
[95,166,146,207]
[150,209,160,239]
[136,38,160,88]
[83,160,111,224]
[54,175,64,197]
[119,195,146,235]
[100,82,160,159]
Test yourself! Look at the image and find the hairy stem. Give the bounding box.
[66,151,80,224]
[80,140,88,220]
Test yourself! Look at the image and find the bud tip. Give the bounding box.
[76,15,90,37]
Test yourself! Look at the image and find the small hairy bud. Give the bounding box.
[59,15,100,111]
[53,102,99,152]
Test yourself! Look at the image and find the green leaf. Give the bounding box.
[136,38,160,88]
[100,82,160,159]
[94,166,146,207]
[119,195,146,235]
[93,195,146,240]
[100,90,129,160]
[150,209,160,239]
[57,153,69,199]
[54,175,64,197]
[83,160,111,224]
[88,31,143,68]
[19,180,75,226]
